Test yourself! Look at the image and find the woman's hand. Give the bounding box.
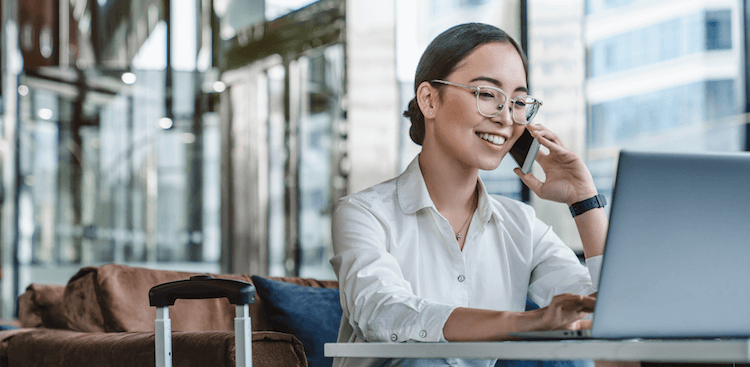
[513,124,598,206]
[537,293,596,330]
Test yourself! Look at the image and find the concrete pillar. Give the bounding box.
[346,0,400,193]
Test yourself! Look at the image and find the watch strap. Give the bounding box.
[569,194,607,217]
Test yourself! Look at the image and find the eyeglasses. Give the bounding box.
[430,80,543,124]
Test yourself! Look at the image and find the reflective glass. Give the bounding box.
[296,44,345,280]
[14,70,221,296]
[267,65,287,277]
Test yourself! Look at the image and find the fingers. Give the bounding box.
[513,168,543,193]
[551,293,595,311]
[581,296,596,313]
[579,297,596,313]
[546,293,597,328]
[529,129,567,156]
[550,293,596,313]
[527,124,565,148]
[570,293,596,310]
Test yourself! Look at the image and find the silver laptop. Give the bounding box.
[511,150,750,340]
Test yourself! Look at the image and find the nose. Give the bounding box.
[490,102,513,126]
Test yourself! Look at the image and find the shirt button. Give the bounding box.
[420,330,427,338]
[390,333,398,342]
[457,275,466,282]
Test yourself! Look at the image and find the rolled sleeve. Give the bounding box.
[527,219,597,307]
[331,197,456,343]
[585,255,603,290]
[365,299,456,342]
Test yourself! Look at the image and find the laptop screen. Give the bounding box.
[592,151,750,339]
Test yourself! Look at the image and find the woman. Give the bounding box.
[330,23,607,367]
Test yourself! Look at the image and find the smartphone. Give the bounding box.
[509,128,541,174]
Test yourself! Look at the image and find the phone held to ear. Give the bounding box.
[510,128,540,174]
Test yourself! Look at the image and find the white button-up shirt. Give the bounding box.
[330,156,602,367]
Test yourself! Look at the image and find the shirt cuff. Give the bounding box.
[426,303,458,343]
[397,302,457,343]
[585,255,603,290]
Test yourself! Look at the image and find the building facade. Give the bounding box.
[584,0,747,199]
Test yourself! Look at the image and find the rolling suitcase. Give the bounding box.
[149,275,256,367]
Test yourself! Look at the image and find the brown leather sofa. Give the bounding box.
[0,264,338,367]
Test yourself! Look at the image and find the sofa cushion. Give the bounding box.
[61,264,271,332]
[0,328,306,367]
[252,276,341,367]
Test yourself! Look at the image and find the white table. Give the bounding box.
[325,339,750,363]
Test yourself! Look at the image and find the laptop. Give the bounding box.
[511,150,750,340]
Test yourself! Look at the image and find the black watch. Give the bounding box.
[569,194,606,217]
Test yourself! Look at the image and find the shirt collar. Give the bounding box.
[476,178,504,224]
[397,155,435,214]
[397,155,504,224]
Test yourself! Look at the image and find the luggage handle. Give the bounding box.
[150,275,254,367]
[149,275,255,307]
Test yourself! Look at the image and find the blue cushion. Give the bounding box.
[525,297,540,311]
[251,276,342,367]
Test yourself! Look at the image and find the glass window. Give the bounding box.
[588,81,734,148]
[705,10,732,50]
[267,65,288,277]
[462,0,488,7]
[14,70,222,295]
[588,11,728,78]
[536,0,746,256]
[705,80,736,120]
[295,44,345,280]
[432,0,460,15]
[586,0,637,14]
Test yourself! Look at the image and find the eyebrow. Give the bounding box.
[469,77,528,93]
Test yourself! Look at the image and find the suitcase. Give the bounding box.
[149,275,256,367]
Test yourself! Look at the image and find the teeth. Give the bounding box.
[477,132,505,146]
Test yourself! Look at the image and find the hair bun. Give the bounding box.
[404,98,425,146]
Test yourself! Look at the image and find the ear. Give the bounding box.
[416,81,438,119]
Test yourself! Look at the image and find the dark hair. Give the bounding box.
[403,23,528,145]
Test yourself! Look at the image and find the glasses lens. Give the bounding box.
[476,87,506,117]
[512,96,541,124]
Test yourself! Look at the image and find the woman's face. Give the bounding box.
[427,41,528,171]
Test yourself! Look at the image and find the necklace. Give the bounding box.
[453,186,478,241]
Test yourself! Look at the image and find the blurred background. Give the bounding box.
[0,0,747,318]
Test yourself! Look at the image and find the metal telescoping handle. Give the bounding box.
[235,304,251,367]
[155,307,172,367]
[149,275,255,367]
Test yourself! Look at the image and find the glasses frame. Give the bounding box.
[430,79,543,124]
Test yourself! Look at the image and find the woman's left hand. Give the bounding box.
[513,124,598,206]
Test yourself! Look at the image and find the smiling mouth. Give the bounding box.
[476,132,506,146]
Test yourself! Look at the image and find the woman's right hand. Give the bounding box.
[536,293,596,330]
[444,293,596,341]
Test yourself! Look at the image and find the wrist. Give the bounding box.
[569,194,607,218]
[567,190,599,206]
[514,308,548,332]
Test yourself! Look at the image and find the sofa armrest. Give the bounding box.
[0,328,306,367]
[17,284,67,329]
[62,264,271,332]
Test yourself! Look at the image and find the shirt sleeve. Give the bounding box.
[527,218,600,307]
[329,197,457,343]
